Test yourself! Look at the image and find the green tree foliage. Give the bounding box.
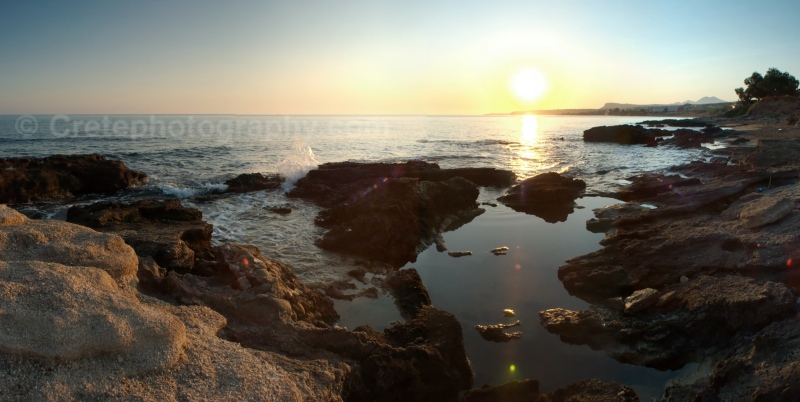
[735,68,799,105]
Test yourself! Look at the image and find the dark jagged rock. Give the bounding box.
[218,172,285,194]
[616,173,701,201]
[583,125,656,145]
[497,172,586,223]
[288,161,508,266]
[67,199,212,273]
[345,306,473,402]
[475,320,522,342]
[664,315,800,401]
[540,275,795,370]
[0,154,146,204]
[384,268,432,319]
[658,128,715,148]
[639,118,710,128]
[288,161,515,207]
[312,175,483,267]
[460,379,638,402]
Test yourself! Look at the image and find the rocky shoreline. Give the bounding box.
[3,116,798,400]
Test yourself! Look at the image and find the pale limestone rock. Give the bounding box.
[624,288,660,313]
[0,260,185,370]
[0,205,28,227]
[740,196,795,228]
[0,219,138,284]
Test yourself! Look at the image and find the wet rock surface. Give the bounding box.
[384,268,432,319]
[291,161,501,266]
[0,154,146,203]
[497,172,586,223]
[460,379,639,402]
[541,133,800,398]
[541,275,795,370]
[217,172,285,194]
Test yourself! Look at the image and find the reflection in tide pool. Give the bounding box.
[336,190,695,401]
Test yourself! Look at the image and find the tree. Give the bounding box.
[735,68,799,105]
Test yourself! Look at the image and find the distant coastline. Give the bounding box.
[488,96,735,117]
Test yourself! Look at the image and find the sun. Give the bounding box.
[512,69,547,102]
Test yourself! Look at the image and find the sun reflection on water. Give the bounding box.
[520,115,538,145]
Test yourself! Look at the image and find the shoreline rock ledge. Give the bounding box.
[0,154,146,204]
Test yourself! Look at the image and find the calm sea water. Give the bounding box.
[0,114,708,400]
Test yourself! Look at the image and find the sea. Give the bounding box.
[0,114,712,400]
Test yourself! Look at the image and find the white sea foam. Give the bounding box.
[275,143,319,192]
[160,183,228,198]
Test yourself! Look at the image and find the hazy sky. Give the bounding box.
[2,0,799,115]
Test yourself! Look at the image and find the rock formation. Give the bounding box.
[0,154,146,203]
[497,172,586,223]
[289,161,515,266]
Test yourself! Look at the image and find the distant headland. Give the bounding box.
[488,96,734,117]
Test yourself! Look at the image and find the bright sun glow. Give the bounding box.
[512,69,547,101]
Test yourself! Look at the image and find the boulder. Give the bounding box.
[739,196,794,228]
[0,261,185,370]
[0,205,27,227]
[0,154,146,203]
[0,214,138,284]
[497,172,586,223]
[624,288,659,313]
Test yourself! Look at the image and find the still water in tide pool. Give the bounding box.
[0,114,706,399]
[335,190,696,400]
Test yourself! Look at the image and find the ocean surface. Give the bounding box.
[0,114,710,400]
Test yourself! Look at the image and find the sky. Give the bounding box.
[1,0,799,115]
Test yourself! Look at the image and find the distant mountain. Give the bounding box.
[600,96,731,110]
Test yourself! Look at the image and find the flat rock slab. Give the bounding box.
[740,196,795,228]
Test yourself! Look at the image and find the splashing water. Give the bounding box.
[276,144,320,192]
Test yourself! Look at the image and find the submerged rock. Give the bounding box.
[384,268,432,320]
[497,172,586,223]
[491,246,509,255]
[475,320,522,342]
[0,154,146,203]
